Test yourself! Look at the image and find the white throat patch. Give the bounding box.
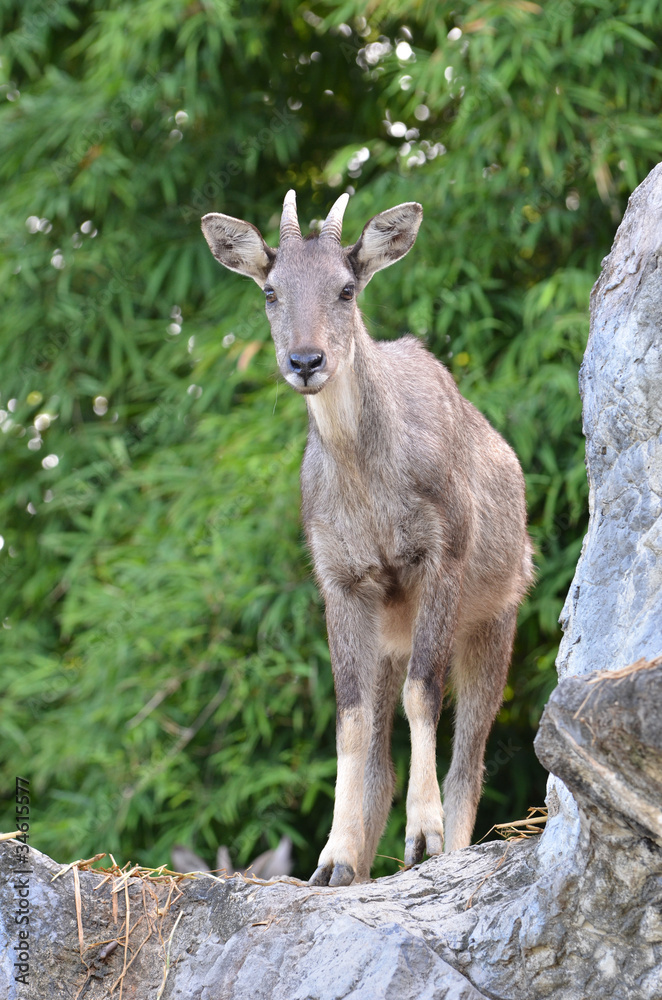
[307,339,359,443]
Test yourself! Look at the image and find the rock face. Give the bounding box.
[2,165,662,1000]
[557,161,662,680]
[544,159,662,859]
[532,658,662,998]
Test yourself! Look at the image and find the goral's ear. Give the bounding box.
[346,202,422,290]
[201,213,275,285]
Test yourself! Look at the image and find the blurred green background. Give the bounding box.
[1,0,661,877]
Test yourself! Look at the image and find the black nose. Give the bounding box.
[288,351,325,384]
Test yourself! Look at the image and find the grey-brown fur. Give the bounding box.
[201,191,534,887]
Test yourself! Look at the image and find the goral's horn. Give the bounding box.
[280,189,303,244]
[319,192,350,244]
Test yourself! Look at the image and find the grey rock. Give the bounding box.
[544,159,662,860]
[180,913,491,1000]
[536,658,662,843]
[557,161,662,682]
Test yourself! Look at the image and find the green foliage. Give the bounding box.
[1,0,661,876]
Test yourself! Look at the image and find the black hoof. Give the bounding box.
[309,863,333,886]
[404,834,425,866]
[328,863,354,887]
[308,862,355,886]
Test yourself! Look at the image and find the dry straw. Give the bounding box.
[47,851,306,998]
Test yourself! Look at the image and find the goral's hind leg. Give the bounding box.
[443,606,517,852]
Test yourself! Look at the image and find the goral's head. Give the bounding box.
[201,191,422,394]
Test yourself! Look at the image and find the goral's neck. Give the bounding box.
[306,335,360,446]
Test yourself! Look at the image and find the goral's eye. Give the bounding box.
[264,286,277,304]
[339,284,355,301]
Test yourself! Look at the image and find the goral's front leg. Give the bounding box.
[403,675,445,865]
[309,705,372,886]
[308,584,378,887]
[402,569,460,866]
